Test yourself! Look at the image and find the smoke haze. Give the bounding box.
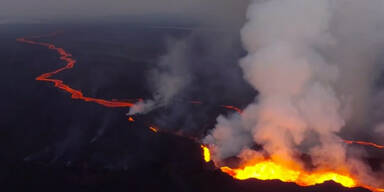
[0,0,248,27]
[128,37,191,115]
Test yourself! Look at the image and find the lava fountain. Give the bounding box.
[201,145,211,162]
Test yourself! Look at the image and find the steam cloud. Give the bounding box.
[204,0,384,187]
[128,38,191,115]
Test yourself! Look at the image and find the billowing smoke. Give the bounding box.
[204,0,384,187]
[128,37,191,115]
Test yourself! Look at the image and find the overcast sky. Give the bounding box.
[0,0,249,25]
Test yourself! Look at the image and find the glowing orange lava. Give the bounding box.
[220,105,243,114]
[18,34,242,113]
[202,146,384,192]
[201,145,211,162]
[17,36,135,108]
[221,162,356,188]
[128,117,135,122]
[149,126,159,133]
[343,140,384,150]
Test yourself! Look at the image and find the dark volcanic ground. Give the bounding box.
[0,23,377,192]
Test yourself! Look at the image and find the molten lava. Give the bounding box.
[17,36,135,108]
[128,117,135,122]
[221,162,356,188]
[220,105,243,114]
[344,140,384,150]
[201,145,211,162]
[202,146,384,192]
[149,126,159,133]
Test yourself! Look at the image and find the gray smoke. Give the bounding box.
[128,37,191,115]
[204,0,384,188]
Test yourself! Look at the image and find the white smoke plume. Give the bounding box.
[128,38,191,115]
[204,0,384,187]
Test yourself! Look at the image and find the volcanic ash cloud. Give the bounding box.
[204,0,384,187]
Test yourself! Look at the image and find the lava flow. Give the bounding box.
[128,117,135,122]
[201,147,384,192]
[17,34,242,111]
[344,140,384,150]
[149,126,159,133]
[220,105,243,114]
[16,36,135,108]
[220,162,356,187]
